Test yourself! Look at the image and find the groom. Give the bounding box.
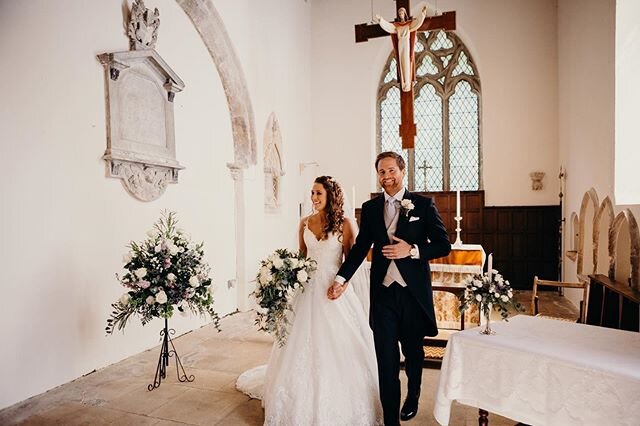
[329,151,451,425]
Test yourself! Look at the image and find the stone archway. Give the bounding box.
[176,0,257,310]
[611,210,640,290]
[577,188,599,276]
[176,0,256,167]
[594,196,615,275]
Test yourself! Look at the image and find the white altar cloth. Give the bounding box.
[434,315,640,426]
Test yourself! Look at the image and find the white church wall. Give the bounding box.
[615,0,640,206]
[309,0,559,208]
[0,0,312,410]
[557,0,632,308]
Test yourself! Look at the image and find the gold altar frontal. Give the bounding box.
[430,243,484,329]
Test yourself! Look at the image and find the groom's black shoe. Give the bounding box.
[400,396,419,421]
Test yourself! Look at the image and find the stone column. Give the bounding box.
[228,163,249,311]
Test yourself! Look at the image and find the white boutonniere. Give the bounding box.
[400,199,415,217]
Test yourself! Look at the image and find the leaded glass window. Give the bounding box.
[377,30,481,191]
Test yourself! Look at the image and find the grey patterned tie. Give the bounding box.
[385,197,397,229]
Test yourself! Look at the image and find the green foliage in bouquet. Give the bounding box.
[459,270,524,320]
[106,211,220,334]
[253,248,317,346]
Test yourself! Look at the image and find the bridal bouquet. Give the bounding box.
[253,249,317,346]
[458,269,523,322]
[105,211,220,334]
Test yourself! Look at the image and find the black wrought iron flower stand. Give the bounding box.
[148,318,194,391]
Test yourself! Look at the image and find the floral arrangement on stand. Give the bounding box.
[105,211,220,334]
[458,268,523,335]
[253,249,317,346]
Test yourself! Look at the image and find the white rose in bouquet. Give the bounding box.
[135,268,147,279]
[272,256,284,269]
[146,295,155,305]
[147,229,160,239]
[168,244,179,256]
[296,269,309,283]
[259,268,272,285]
[189,276,200,288]
[167,273,176,282]
[475,294,482,302]
[119,293,130,306]
[156,291,168,304]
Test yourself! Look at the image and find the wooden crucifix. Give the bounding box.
[355,0,456,149]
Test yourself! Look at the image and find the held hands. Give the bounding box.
[327,281,347,300]
[382,236,412,260]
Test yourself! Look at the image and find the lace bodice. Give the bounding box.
[303,225,343,271]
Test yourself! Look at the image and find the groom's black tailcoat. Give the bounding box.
[338,191,450,425]
[338,191,451,336]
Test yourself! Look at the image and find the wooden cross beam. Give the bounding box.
[354,0,456,149]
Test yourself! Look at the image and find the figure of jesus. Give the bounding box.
[376,6,428,92]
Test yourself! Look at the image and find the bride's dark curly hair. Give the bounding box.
[314,176,345,241]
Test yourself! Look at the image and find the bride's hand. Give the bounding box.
[327,281,347,300]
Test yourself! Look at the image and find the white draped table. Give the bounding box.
[434,315,640,426]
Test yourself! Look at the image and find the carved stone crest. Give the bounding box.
[128,0,160,50]
[98,1,184,201]
[530,171,545,191]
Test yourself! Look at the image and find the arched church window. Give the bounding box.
[377,30,481,191]
[264,114,284,212]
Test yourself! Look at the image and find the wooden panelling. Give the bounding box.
[587,274,640,332]
[358,191,560,290]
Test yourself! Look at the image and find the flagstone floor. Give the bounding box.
[0,291,577,426]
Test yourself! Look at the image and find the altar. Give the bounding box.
[430,244,485,330]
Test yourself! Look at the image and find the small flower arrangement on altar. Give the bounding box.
[105,211,220,334]
[253,249,317,346]
[458,269,523,334]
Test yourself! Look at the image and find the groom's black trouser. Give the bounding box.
[372,282,427,426]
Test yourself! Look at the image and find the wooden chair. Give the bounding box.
[532,276,589,323]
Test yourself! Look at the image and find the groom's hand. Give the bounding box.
[327,281,347,300]
[382,236,411,259]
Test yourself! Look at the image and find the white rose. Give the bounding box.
[122,253,132,264]
[187,242,196,251]
[475,294,482,302]
[147,229,160,239]
[146,295,155,305]
[272,257,284,269]
[189,276,201,287]
[135,268,147,279]
[168,244,179,256]
[296,269,309,283]
[155,291,168,304]
[119,293,130,306]
[154,244,162,253]
[167,273,176,282]
[259,269,272,285]
[473,279,482,287]
[289,258,298,268]
[501,295,509,302]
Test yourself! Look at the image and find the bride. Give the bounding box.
[237,176,383,425]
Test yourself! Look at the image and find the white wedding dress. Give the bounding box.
[237,223,383,426]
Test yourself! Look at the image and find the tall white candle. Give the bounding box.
[456,190,461,218]
[352,186,356,217]
[487,253,493,280]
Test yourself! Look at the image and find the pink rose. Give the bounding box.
[139,280,151,289]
